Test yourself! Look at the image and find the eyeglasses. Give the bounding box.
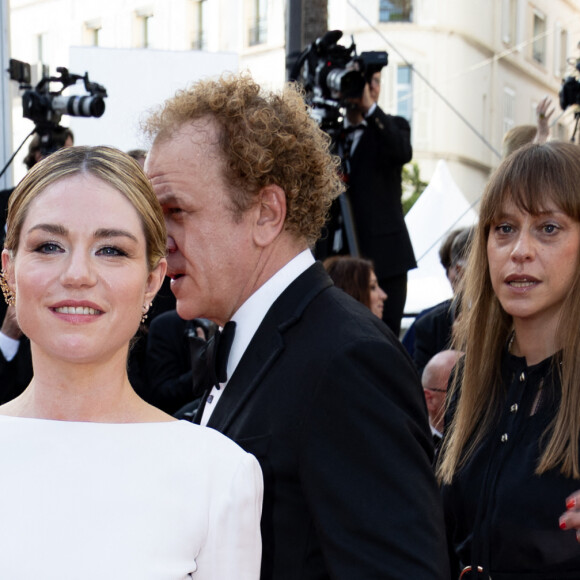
[424,387,447,393]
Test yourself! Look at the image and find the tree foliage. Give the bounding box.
[402,161,427,215]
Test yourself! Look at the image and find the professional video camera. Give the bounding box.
[5,58,107,165]
[559,54,580,111]
[289,30,388,139]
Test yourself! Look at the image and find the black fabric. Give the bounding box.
[190,321,236,425]
[0,336,32,404]
[377,272,408,337]
[144,310,194,414]
[347,106,416,279]
[0,188,32,403]
[413,298,455,375]
[190,321,235,397]
[314,107,416,338]
[195,262,450,580]
[442,350,580,579]
[210,321,236,386]
[145,311,223,415]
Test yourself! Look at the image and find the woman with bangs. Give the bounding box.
[438,141,580,579]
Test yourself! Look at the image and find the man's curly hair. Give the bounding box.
[143,73,344,246]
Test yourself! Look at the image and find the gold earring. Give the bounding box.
[141,302,153,324]
[0,271,15,306]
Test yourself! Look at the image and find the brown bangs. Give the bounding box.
[480,142,580,233]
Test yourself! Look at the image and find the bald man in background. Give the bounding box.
[422,350,461,454]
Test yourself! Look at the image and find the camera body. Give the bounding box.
[558,47,580,111]
[559,63,580,111]
[8,58,107,156]
[291,31,388,136]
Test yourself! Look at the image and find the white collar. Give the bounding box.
[344,117,368,130]
[430,423,443,439]
[227,249,315,380]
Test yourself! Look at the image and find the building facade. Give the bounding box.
[328,0,580,201]
[6,0,580,200]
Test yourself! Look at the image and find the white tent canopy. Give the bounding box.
[404,160,478,318]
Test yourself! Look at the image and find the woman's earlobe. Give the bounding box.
[145,258,168,301]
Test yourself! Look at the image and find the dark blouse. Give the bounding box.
[442,351,580,579]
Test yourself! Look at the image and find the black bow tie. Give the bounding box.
[344,121,367,133]
[190,321,236,398]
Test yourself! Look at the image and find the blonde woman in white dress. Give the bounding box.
[0,145,263,579]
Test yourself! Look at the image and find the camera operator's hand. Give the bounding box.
[345,82,375,124]
[534,96,554,144]
[359,80,375,116]
[1,306,23,341]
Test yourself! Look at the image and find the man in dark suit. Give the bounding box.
[0,308,32,404]
[342,71,416,336]
[412,227,473,376]
[144,311,217,416]
[144,74,449,579]
[422,349,461,458]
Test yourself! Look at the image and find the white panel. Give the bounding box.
[68,46,239,152]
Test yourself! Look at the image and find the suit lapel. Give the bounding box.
[206,262,333,432]
[350,130,367,165]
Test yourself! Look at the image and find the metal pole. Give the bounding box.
[285,0,302,80]
[0,0,13,189]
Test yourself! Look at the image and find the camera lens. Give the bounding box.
[326,68,365,100]
[51,95,105,118]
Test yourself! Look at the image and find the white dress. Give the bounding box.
[0,416,263,579]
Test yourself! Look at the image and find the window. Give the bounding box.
[396,65,413,124]
[190,0,208,50]
[379,0,412,23]
[248,0,267,46]
[84,20,102,47]
[501,0,517,45]
[532,10,547,65]
[135,10,153,48]
[554,25,568,78]
[36,33,48,63]
[503,87,515,135]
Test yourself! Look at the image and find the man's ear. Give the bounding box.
[423,389,435,407]
[253,184,287,247]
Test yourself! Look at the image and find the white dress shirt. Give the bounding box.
[200,249,315,426]
[343,101,377,157]
[0,332,19,362]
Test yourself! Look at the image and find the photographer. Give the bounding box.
[341,68,416,336]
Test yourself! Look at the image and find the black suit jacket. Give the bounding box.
[413,299,455,376]
[198,263,449,579]
[348,106,416,279]
[0,190,33,404]
[0,337,32,404]
[145,310,194,415]
[0,188,11,242]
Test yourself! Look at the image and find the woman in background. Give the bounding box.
[0,145,262,579]
[323,255,387,319]
[439,141,580,579]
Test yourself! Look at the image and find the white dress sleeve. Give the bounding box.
[194,452,263,579]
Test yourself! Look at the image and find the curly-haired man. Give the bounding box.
[144,73,449,580]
